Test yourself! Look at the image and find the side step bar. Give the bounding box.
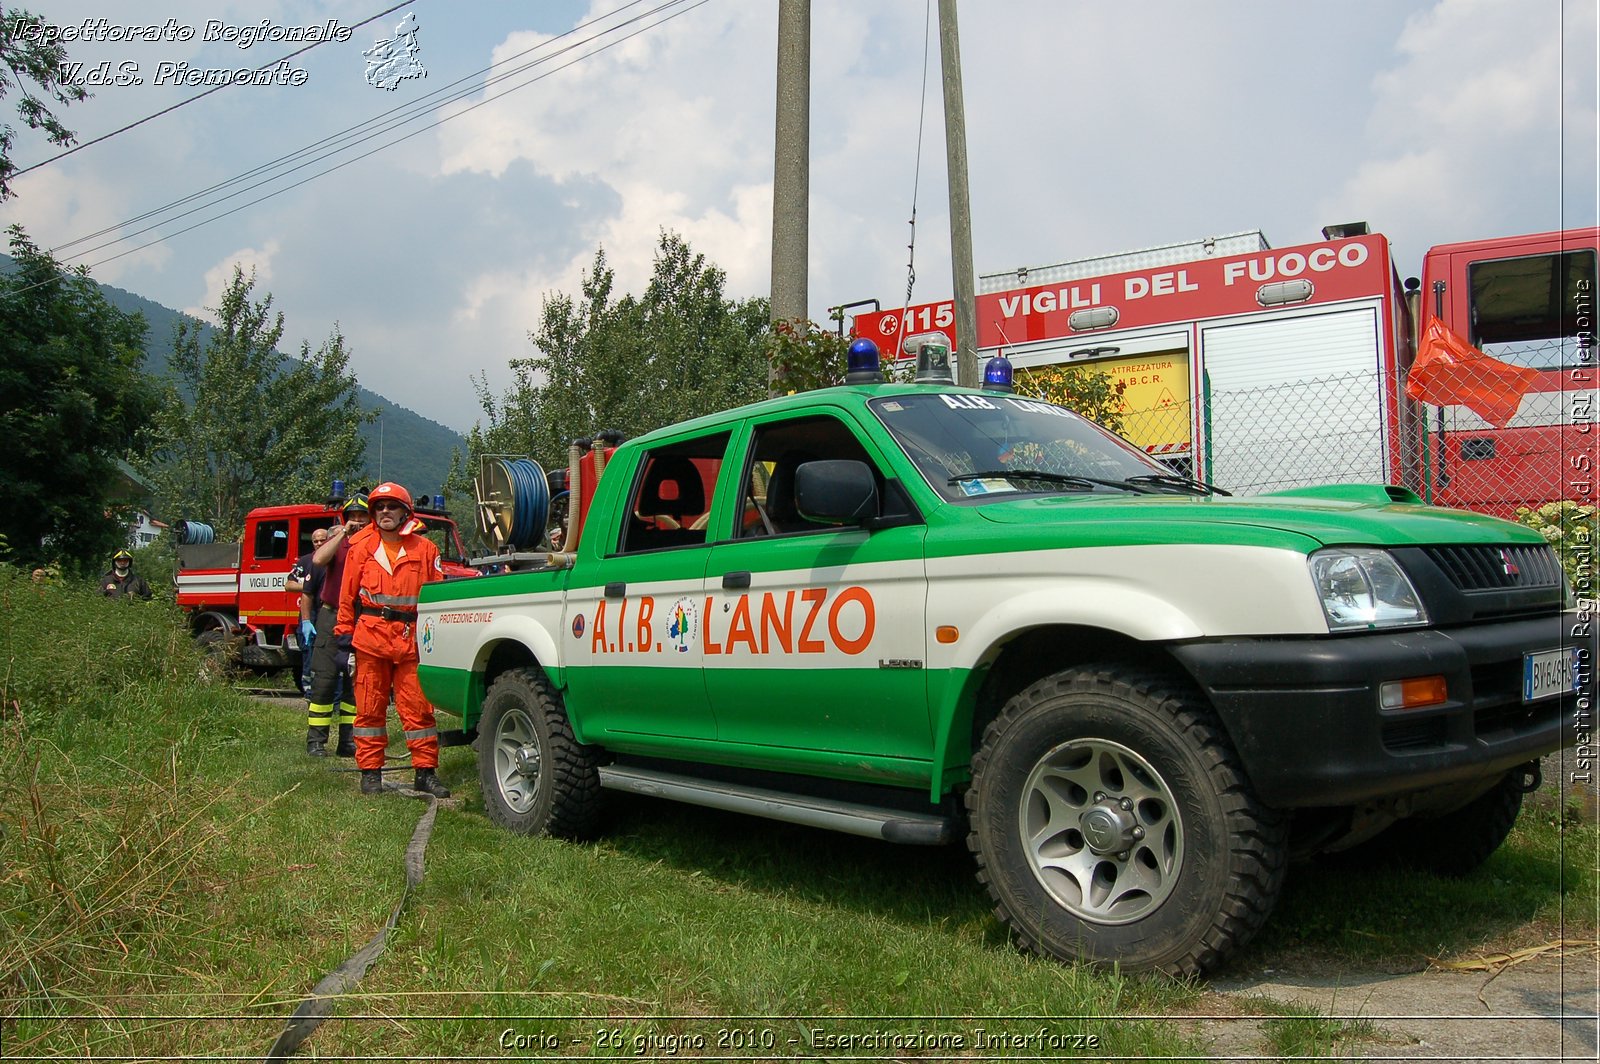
[597,764,955,846]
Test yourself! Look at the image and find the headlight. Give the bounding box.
[1308,548,1428,632]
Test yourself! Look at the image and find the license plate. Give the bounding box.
[1523,647,1579,703]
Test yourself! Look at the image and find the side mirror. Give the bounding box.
[795,460,878,526]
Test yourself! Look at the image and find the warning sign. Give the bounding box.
[1097,352,1192,453]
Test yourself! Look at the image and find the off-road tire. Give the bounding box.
[478,667,603,838]
[1360,770,1526,878]
[967,666,1288,977]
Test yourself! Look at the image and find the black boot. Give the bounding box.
[334,724,355,758]
[360,769,384,795]
[413,769,451,799]
[306,725,329,757]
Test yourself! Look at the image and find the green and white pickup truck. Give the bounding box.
[418,370,1576,976]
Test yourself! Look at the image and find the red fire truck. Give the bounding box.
[853,224,1597,517]
[175,494,479,668]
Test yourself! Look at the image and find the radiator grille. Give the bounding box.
[1423,544,1563,592]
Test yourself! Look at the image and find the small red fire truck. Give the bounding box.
[174,492,479,668]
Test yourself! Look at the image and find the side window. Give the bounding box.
[255,519,290,562]
[297,518,336,556]
[1467,249,1596,369]
[740,415,877,538]
[618,433,729,554]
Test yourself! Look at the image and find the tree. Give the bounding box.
[1014,364,1128,436]
[0,8,89,201]
[0,225,159,572]
[461,232,771,475]
[146,266,374,535]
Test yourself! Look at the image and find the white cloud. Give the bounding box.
[1320,0,1593,258]
[185,240,280,319]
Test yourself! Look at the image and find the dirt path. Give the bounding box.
[1202,946,1598,1060]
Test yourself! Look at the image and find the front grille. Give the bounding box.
[1381,715,1448,752]
[1424,544,1563,592]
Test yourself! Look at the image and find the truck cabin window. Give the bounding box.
[1468,249,1596,370]
[870,391,1174,503]
[619,433,729,554]
[255,520,291,561]
[740,415,881,537]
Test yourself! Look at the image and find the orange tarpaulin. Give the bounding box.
[1406,318,1539,429]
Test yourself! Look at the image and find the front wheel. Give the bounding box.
[967,666,1288,976]
[478,667,603,838]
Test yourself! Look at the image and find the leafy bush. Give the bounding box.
[1514,500,1597,587]
[1014,364,1128,436]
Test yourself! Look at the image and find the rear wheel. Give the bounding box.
[1357,769,1528,877]
[478,667,602,838]
[967,666,1288,976]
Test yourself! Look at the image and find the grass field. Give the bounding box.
[1,566,1594,1060]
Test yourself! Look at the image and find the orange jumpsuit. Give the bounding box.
[335,523,444,771]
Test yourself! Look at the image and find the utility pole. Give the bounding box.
[769,0,810,393]
[938,0,977,387]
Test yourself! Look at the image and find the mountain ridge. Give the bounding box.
[2,252,466,498]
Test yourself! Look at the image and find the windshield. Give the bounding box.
[416,517,467,563]
[869,391,1176,502]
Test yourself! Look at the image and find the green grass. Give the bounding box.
[1,564,1593,1060]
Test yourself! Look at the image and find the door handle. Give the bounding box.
[604,581,626,599]
[722,571,751,590]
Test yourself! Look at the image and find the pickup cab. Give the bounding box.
[177,497,477,667]
[417,378,1577,975]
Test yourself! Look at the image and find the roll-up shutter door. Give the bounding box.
[1200,307,1386,494]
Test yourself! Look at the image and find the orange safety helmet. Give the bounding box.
[367,482,414,514]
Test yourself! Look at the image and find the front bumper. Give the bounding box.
[1171,614,1576,808]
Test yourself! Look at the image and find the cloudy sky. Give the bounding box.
[6,0,1596,433]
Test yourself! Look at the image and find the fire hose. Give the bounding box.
[262,784,441,1061]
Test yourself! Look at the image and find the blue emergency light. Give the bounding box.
[982,353,1015,393]
[846,337,882,383]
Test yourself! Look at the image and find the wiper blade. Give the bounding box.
[1124,473,1232,496]
[947,470,1147,493]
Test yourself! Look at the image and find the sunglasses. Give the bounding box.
[372,501,408,512]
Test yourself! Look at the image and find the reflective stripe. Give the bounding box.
[307,704,334,726]
[404,727,438,740]
[307,713,334,726]
[338,704,358,724]
[353,727,389,737]
[361,590,420,607]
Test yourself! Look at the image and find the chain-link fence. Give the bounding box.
[1114,353,1592,523]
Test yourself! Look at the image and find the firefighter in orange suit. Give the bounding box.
[334,482,451,798]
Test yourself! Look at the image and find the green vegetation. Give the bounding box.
[462,233,771,477]
[1,565,1592,1059]
[1254,999,1379,1059]
[0,8,88,201]
[1014,363,1130,436]
[144,266,374,539]
[0,227,160,575]
[1515,500,1597,586]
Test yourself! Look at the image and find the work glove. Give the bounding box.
[299,619,316,647]
[334,633,353,674]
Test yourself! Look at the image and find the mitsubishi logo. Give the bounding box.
[1499,548,1520,579]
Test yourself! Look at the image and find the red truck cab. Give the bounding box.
[176,499,478,668]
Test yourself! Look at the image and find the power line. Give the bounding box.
[49,0,666,256]
[10,0,418,180]
[74,0,712,274]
